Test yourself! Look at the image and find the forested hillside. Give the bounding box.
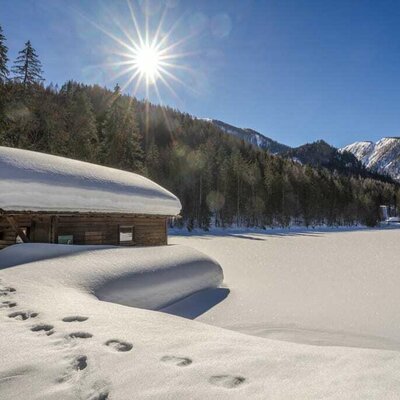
[1,80,399,229]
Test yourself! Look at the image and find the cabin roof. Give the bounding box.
[0,146,181,216]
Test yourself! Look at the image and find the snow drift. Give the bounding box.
[0,146,181,215]
[0,244,223,310]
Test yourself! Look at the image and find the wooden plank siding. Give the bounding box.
[0,213,168,249]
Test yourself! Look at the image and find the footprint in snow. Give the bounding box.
[90,391,109,400]
[0,301,17,308]
[209,375,246,389]
[160,355,192,367]
[104,339,133,352]
[31,324,55,336]
[0,287,16,296]
[57,355,89,383]
[8,311,38,320]
[62,316,88,322]
[68,332,93,339]
[73,355,88,371]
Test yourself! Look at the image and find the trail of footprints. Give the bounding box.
[0,279,247,396]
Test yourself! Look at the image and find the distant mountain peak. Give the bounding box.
[340,137,400,181]
[206,119,291,154]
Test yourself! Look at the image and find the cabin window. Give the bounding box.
[0,231,4,241]
[58,235,73,245]
[16,227,29,244]
[119,226,134,244]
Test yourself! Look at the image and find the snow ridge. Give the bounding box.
[0,244,223,311]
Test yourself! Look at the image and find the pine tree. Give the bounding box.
[12,40,43,85]
[102,86,143,172]
[66,90,98,161]
[0,25,9,83]
[231,150,246,226]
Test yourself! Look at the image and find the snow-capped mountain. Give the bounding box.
[340,138,400,181]
[206,119,291,154]
[204,117,399,181]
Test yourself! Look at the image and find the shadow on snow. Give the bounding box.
[170,224,400,240]
[160,287,230,319]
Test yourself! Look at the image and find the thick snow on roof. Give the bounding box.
[0,146,181,215]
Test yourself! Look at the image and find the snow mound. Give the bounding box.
[0,146,181,215]
[0,244,223,310]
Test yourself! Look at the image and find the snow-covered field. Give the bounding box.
[170,227,400,349]
[1,227,400,399]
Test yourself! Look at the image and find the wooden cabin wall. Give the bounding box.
[0,216,17,249]
[0,214,168,249]
[0,214,38,249]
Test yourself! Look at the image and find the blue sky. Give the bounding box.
[2,0,400,147]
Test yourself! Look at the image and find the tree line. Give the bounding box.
[0,25,399,229]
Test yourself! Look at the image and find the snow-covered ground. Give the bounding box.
[1,228,400,399]
[171,227,400,349]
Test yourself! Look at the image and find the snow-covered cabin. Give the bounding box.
[0,146,181,249]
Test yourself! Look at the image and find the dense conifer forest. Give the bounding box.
[0,28,398,229]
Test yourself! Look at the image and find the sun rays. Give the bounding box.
[81,0,194,105]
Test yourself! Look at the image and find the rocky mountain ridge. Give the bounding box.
[340,138,400,181]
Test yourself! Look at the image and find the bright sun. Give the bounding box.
[88,1,190,99]
[133,44,161,83]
